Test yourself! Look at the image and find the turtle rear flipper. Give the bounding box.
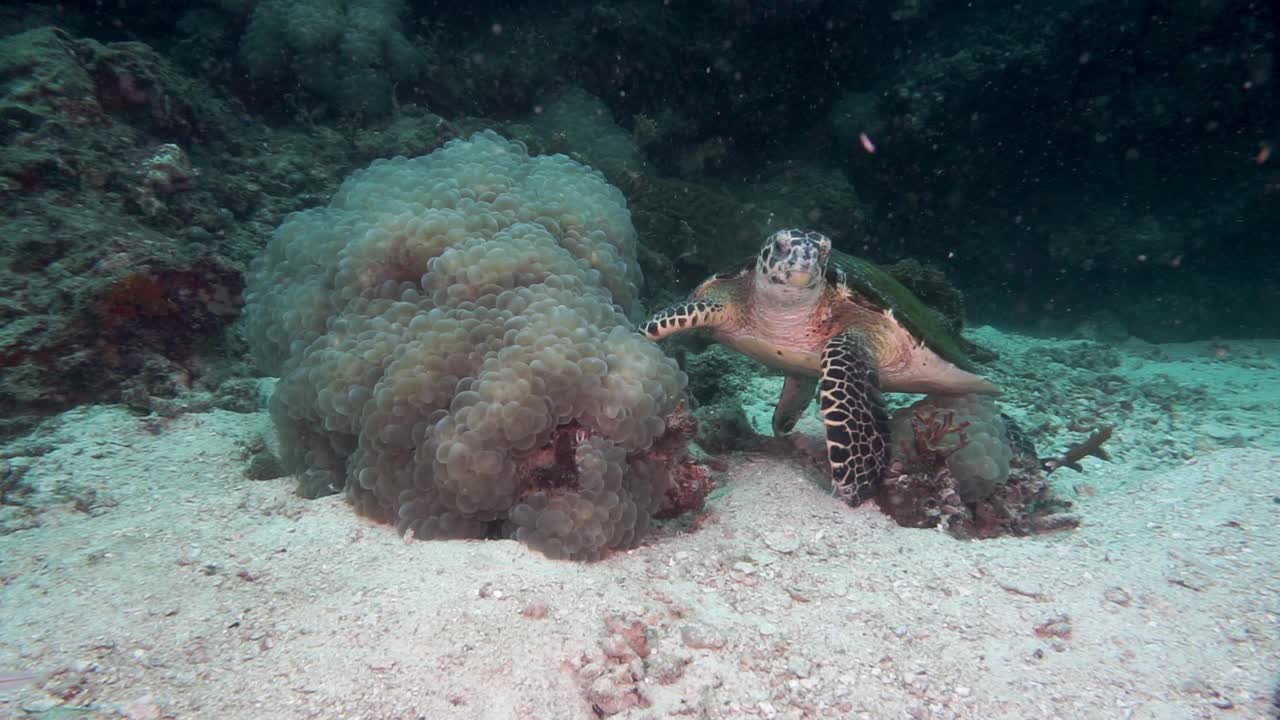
[819,329,890,506]
[772,375,817,436]
[641,301,729,340]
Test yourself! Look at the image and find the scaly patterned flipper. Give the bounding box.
[819,329,890,506]
[641,301,729,340]
[772,375,818,437]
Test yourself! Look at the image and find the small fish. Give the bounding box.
[1042,426,1113,474]
[0,671,42,691]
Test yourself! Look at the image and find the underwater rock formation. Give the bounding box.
[0,27,245,437]
[236,0,424,118]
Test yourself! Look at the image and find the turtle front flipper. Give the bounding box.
[819,329,890,506]
[641,301,729,340]
[772,375,817,436]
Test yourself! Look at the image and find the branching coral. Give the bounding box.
[895,406,971,472]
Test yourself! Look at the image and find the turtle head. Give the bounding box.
[755,229,832,293]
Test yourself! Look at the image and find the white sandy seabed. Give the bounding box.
[0,327,1277,720]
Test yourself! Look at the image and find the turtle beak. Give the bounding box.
[787,271,814,287]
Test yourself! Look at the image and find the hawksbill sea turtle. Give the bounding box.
[641,229,1000,506]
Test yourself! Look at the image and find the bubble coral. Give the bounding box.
[244,131,688,559]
